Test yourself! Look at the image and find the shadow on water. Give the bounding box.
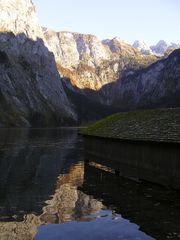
[81,159,180,240]
[0,128,179,240]
[0,128,83,221]
[83,136,180,189]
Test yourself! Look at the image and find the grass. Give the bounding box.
[81,108,180,143]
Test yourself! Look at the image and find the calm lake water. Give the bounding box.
[0,128,179,240]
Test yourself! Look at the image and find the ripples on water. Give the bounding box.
[0,128,179,240]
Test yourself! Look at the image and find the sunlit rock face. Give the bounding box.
[0,0,42,39]
[43,30,110,70]
[0,0,178,125]
[0,0,76,127]
[43,27,179,116]
[43,29,157,91]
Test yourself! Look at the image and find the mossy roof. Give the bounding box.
[81,108,180,143]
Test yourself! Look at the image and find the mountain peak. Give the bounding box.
[133,39,180,56]
[132,40,153,55]
[150,40,180,56]
[0,0,42,39]
[156,39,168,45]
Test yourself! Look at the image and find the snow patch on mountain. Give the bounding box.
[133,40,180,56]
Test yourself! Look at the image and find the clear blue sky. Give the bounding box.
[33,0,180,45]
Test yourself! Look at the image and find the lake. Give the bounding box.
[0,128,179,240]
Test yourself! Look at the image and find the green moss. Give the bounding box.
[81,108,180,143]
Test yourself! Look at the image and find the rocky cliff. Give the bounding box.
[0,0,179,126]
[0,0,76,127]
[132,40,153,55]
[60,48,180,118]
[43,29,161,122]
[43,29,157,91]
[108,49,180,109]
[44,27,180,116]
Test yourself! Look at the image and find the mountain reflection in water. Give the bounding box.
[0,128,179,240]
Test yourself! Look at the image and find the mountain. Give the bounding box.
[43,29,157,91]
[107,49,180,109]
[0,0,42,39]
[0,0,76,127]
[43,29,160,123]
[133,40,180,56]
[151,40,180,56]
[0,0,179,126]
[132,40,153,55]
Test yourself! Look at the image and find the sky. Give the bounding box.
[33,0,180,45]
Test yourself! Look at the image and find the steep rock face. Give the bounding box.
[0,0,178,125]
[0,0,42,39]
[43,29,157,91]
[44,29,159,121]
[132,40,153,55]
[0,0,76,127]
[109,49,180,109]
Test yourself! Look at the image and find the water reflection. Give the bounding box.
[39,161,103,224]
[81,157,180,240]
[0,128,84,239]
[0,129,179,240]
[35,160,153,240]
[36,211,153,240]
[0,128,81,221]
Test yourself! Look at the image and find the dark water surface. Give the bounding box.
[0,128,179,240]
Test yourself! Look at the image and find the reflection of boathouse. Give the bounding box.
[81,154,180,240]
[84,135,180,190]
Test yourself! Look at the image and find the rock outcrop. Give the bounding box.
[0,0,42,40]
[0,0,179,126]
[0,0,76,127]
[43,29,161,122]
[43,27,180,120]
[43,29,157,91]
[108,49,180,109]
[132,40,153,55]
